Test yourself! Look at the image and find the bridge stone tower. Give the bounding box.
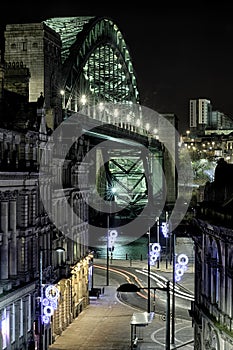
[4,22,63,129]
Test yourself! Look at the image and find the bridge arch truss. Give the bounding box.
[44,17,171,226]
[45,16,140,113]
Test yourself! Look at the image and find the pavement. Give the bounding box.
[49,259,194,350]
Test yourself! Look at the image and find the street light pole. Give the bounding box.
[165,211,169,269]
[147,228,151,313]
[165,280,170,350]
[171,231,176,345]
[106,187,116,286]
[38,246,65,350]
[156,217,160,268]
[106,214,109,286]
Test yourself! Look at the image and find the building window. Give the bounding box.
[11,43,16,50]
[1,308,10,349]
[27,295,31,331]
[10,303,15,343]
[20,299,23,337]
[22,42,27,51]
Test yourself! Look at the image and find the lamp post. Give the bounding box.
[171,231,176,345]
[38,246,65,350]
[165,211,169,269]
[156,217,160,268]
[106,187,116,286]
[117,281,170,350]
[106,214,110,286]
[147,228,151,313]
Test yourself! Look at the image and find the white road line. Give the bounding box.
[150,324,194,348]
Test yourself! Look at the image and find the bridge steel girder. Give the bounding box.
[66,115,164,225]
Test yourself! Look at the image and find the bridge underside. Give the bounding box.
[65,117,164,229]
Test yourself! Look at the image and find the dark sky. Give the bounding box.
[1,3,233,132]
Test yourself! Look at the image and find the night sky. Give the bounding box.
[1,3,233,132]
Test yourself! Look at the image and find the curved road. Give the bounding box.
[94,263,194,320]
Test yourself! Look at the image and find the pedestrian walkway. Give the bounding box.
[49,259,194,350]
[49,272,132,350]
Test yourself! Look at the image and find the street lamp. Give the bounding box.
[171,231,176,346]
[117,281,170,350]
[156,217,160,268]
[106,215,110,286]
[147,228,151,313]
[38,246,65,350]
[106,186,117,286]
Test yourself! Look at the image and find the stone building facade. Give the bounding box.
[0,24,91,350]
[190,160,233,349]
[4,22,63,130]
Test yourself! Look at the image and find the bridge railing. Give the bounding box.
[67,102,160,142]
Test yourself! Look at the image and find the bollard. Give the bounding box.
[132,337,138,348]
[126,253,128,260]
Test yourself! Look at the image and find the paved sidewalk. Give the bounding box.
[50,272,133,350]
[49,259,194,350]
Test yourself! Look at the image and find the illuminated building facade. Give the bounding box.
[189,98,233,134]
[189,98,212,131]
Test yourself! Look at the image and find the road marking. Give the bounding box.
[150,323,194,348]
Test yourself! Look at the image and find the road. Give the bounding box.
[50,259,194,350]
[94,261,194,322]
[93,259,194,349]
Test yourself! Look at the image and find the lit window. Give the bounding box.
[1,308,10,349]
[27,295,31,331]
[10,304,15,343]
[20,299,23,336]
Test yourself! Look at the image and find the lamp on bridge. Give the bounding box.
[80,94,88,115]
[80,94,87,106]
[60,89,65,108]
[37,246,65,350]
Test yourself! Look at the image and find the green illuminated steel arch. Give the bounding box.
[44,16,140,112]
[44,17,156,222]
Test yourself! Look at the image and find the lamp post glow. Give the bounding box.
[80,94,87,106]
[38,246,65,350]
[106,187,116,286]
[172,250,189,345]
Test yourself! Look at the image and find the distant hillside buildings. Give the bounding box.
[189,98,233,133]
